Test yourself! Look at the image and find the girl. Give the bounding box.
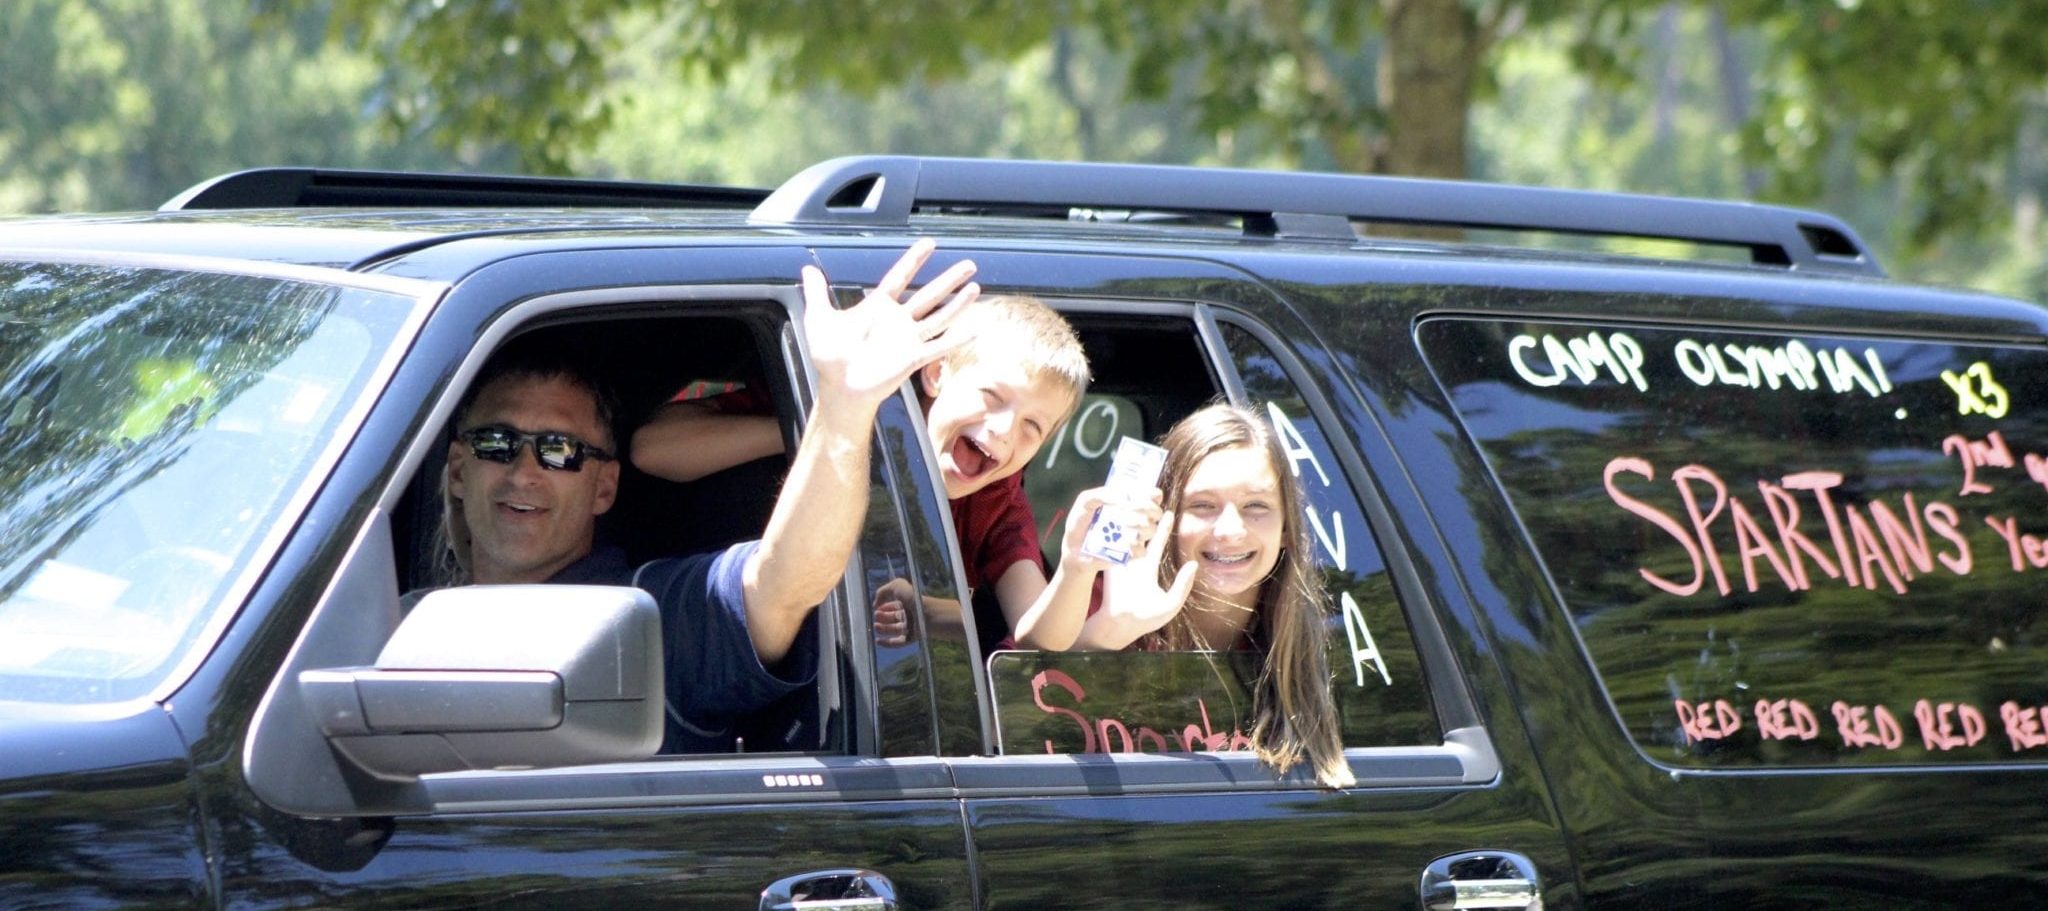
[1076,402,1354,788]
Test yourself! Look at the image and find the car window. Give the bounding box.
[1419,316,2048,768]
[976,311,1440,756]
[1217,321,1442,748]
[0,261,416,704]
[401,310,840,756]
[1022,392,1144,566]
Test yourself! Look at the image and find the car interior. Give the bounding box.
[386,302,1227,756]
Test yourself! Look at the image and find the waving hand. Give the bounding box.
[802,238,979,414]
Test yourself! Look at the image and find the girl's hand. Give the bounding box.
[1099,510,1198,643]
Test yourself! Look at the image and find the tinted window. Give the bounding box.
[0,262,414,703]
[980,314,1439,756]
[1022,392,1142,565]
[1420,317,2048,767]
[1221,322,1440,748]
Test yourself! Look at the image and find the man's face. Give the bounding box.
[920,357,1073,499]
[446,374,619,584]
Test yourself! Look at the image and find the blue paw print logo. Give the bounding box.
[1098,520,1124,544]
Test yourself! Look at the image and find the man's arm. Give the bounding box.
[742,240,979,662]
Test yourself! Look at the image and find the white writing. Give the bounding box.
[1508,331,1648,392]
[1265,402,1390,687]
[1672,338,1892,398]
[1041,398,1120,470]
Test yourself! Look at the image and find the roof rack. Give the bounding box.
[161,167,769,212]
[749,155,1884,277]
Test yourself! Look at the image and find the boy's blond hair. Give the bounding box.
[944,294,1091,418]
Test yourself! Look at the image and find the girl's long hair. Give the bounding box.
[1139,403,1354,788]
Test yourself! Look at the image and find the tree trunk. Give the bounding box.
[1372,0,1480,179]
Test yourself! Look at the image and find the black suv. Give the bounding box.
[4,157,2045,909]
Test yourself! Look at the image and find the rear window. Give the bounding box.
[1420,316,2048,768]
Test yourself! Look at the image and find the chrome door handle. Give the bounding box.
[1420,850,1542,910]
[760,868,898,911]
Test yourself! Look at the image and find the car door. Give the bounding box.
[890,248,1577,910]
[188,245,975,909]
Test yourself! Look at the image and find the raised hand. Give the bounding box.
[802,239,979,414]
[1095,509,1199,648]
[742,240,975,662]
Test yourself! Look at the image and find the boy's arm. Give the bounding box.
[1000,557,1085,650]
[631,401,785,482]
[1003,486,1161,651]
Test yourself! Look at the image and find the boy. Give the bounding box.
[632,290,1157,652]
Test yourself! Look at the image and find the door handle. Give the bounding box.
[760,868,898,911]
[1420,850,1541,910]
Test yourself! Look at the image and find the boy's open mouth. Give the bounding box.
[950,435,997,480]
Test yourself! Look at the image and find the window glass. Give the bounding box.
[1022,392,1143,565]
[1419,316,2048,767]
[0,262,413,704]
[990,650,1281,755]
[1221,323,1440,747]
[981,318,1439,755]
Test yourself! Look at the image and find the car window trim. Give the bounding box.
[951,726,1499,796]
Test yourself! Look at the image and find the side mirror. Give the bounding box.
[299,585,663,780]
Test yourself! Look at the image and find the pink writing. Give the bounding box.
[1753,698,1820,741]
[1605,458,1970,599]
[1984,514,2048,572]
[1830,701,1905,749]
[1674,699,1743,741]
[1030,669,1251,755]
[1941,431,2013,496]
[1911,699,1987,751]
[1999,702,2048,751]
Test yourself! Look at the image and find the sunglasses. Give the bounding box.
[459,424,615,472]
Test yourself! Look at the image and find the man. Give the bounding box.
[442,240,978,752]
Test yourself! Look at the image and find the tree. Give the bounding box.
[0,0,501,214]
[297,0,2048,252]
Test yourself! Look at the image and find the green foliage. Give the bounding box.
[0,0,498,213]
[283,0,2047,283]
[295,0,635,174]
[5,0,2044,299]
[1728,1,2048,246]
[1472,5,2048,297]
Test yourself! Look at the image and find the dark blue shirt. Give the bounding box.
[548,542,818,754]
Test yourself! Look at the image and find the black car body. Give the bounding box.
[3,156,2045,909]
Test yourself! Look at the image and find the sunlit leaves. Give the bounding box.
[0,0,497,212]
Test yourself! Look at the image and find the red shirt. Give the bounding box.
[951,470,1044,594]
